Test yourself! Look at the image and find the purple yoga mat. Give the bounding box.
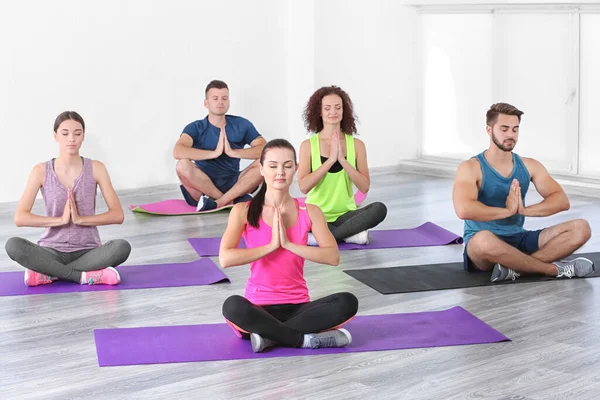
[188,222,463,257]
[0,259,229,297]
[94,306,508,366]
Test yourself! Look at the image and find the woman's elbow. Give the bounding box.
[328,250,340,266]
[219,254,232,268]
[298,181,310,194]
[14,214,24,227]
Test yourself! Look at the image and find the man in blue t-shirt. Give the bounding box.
[452,102,593,282]
[174,80,266,211]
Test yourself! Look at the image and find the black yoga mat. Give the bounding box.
[344,252,600,294]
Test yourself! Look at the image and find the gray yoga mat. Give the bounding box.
[344,252,600,294]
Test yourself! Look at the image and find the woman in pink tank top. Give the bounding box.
[5,111,131,287]
[220,139,358,353]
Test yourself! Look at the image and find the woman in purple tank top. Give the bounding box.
[220,139,358,353]
[5,111,131,286]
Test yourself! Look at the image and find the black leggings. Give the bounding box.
[222,292,359,348]
[328,201,387,241]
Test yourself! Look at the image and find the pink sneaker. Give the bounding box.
[24,270,56,287]
[81,267,121,285]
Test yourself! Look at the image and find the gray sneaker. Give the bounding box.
[309,328,352,349]
[490,263,520,283]
[553,257,595,278]
[250,333,277,353]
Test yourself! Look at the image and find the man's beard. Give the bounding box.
[492,133,515,152]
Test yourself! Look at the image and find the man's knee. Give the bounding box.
[571,219,591,244]
[175,159,195,180]
[468,230,502,258]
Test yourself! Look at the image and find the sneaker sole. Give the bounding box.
[250,333,263,353]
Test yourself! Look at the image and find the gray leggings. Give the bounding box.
[328,202,388,241]
[5,237,131,283]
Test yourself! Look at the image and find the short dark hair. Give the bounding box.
[53,111,85,132]
[205,80,229,97]
[486,103,524,127]
[303,86,358,135]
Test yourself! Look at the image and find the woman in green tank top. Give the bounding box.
[298,86,387,244]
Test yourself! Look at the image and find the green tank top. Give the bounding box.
[305,133,357,222]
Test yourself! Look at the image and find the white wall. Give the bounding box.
[313,0,420,168]
[0,0,420,203]
[0,0,289,202]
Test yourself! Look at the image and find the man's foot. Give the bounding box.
[233,193,253,204]
[343,231,370,245]
[490,263,520,282]
[554,257,595,278]
[250,333,277,353]
[196,195,218,212]
[307,232,318,246]
[24,270,56,287]
[308,328,352,349]
[81,267,121,285]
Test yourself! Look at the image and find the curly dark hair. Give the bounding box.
[302,86,358,134]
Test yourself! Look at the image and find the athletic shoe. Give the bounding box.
[250,333,277,353]
[490,263,520,282]
[554,257,595,278]
[24,270,56,287]
[309,328,352,349]
[343,231,370,245]
[196,195,218,212]
[307,233,318,246]
[233,193,253,204]
[81,267,121,285]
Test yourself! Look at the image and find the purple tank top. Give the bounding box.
[38,158,102,252]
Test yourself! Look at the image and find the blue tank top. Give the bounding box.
[463,152,530,243]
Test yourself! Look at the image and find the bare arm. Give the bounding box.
[520,158,569,217]
[14,164,69,227]
[281,204,339,266]
[338,137,370,193]
[71,161,124,226]
[225,136,266,160]
[297,139,335,194]
[453,159,515,221]
[173,133,222,161]
[219,203,277,268]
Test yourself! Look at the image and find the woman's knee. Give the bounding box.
[222,295,251,321]
[337,292,359,318]
[370,202,388,223]
[5,237,28,261]
[106,239,132,265]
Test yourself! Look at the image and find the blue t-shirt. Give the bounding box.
[182,115,261,178]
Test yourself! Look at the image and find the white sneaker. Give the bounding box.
[307,233,318,246]
[343,230,370,245]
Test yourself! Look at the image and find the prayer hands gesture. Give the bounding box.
[215,126,226,156]
[505,179,524,216]
[269,207,290,251]
[69,189,83,225]
[329,130,341,162]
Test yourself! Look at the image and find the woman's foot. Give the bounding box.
[80,267,121,285]
[24,270,57,287]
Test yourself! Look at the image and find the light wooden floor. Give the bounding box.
[1,171,600,400]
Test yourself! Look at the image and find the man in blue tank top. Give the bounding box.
[173,80,266,211]
[452,103,594,282]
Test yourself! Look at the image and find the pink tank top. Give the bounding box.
[38,158,102,252]
[243,198,313,305]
